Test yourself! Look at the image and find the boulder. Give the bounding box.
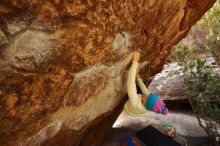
[0,0,216,145]
[148,63,189,106]
[148,58,220,108]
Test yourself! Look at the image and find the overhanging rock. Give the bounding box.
[0,0,216,145]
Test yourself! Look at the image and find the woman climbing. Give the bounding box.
[124,51,168,116]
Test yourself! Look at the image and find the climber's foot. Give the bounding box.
[133,51,140,62]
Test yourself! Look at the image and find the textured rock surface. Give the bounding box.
[148,59,220,107]
[148,63,188,101]
[0,0,216,146]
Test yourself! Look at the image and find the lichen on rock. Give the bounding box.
[3,30,52,71]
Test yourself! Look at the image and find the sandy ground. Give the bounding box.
[103,110,211,146]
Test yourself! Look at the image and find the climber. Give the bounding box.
[124,51,168,116]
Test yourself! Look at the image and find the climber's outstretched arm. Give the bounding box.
[137,74,149,95]
[127,52,140,105]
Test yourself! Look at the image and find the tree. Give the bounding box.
[172,44,220,145]
[198,2,220,66]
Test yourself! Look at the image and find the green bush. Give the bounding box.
[172,44,220,144]
[198,2,220,66]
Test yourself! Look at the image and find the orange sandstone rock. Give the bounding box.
[0,0,216,146]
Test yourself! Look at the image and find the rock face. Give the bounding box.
[0,0,216,146]
[148,59,220,108]
[148,63,188,101]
